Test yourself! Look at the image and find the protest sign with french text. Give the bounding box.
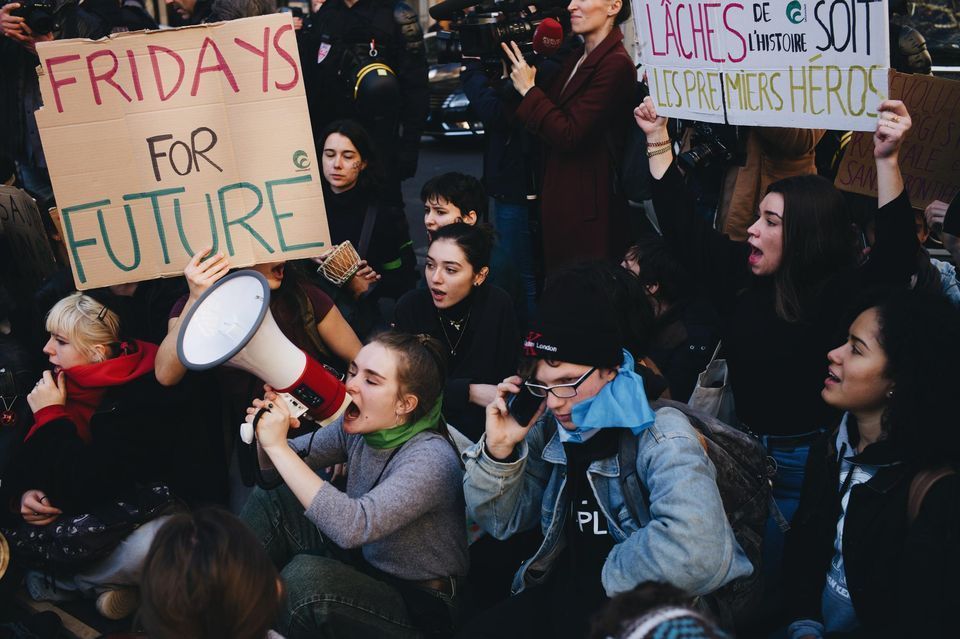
[633,0,889,130]
[34,14,330,290]
[835,71,960,209]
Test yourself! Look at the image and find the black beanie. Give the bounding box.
[523,269,623,368]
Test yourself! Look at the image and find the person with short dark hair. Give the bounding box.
[783,289,960,638]
[394,223,520,442]
[240,332,468,638]
[421,172,527,323]
[622,237,720,402]
[140,508,283,639]
[458,268,750,639]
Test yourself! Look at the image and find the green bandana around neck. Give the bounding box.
[362,395,443,450]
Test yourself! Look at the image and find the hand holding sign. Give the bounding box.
[185,248,231,302]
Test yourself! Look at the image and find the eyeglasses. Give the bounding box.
[524,367,597,399]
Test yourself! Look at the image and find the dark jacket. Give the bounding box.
[459,61,538,204]
[653,165,918,436]
[783,426,960,638]
[393,284,519,441]
[513,27,635,272]
[1,373,225,518]
[300,0,428,183]
[647,298,721,403]
[321,181,417,302]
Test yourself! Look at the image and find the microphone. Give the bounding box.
[532,17,563,56]
[429,0,479,21]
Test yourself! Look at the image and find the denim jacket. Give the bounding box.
[463,406,753,597]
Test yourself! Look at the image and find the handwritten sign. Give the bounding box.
[835,71,960,209]
[0,186,58,292]
[34,15,330,290]
[633,0,889,130]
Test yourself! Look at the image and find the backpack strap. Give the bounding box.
[908,466,957,524]
[618,429,651,528]
[358,204,379,259]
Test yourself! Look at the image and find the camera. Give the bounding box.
[677,122,743,172]
[430,0,567,66]
[11,0,59,35]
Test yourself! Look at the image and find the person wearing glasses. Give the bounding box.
[458,268,751,639]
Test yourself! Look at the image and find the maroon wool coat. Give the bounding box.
[514,27,636,272]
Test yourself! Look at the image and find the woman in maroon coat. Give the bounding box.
[501,0,636,272]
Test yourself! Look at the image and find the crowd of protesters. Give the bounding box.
[1,0,960,638]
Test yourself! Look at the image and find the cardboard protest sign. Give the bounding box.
[835,72,960,209]
[633,0,889,130]
[34,14,330,290]
[0,186,58,292]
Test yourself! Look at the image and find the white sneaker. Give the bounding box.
[95,587,140,620]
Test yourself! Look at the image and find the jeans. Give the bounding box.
[759,437,815,633]
[241,485,454,639]
[492,200,537,318]
[25,515,172,601]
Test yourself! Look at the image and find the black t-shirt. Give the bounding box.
[555,428,620,609]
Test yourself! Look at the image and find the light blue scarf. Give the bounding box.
[557,350,657,444]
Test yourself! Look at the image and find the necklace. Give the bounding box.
[1,393,17,426]
[437,309,471,357]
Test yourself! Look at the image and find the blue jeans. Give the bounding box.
[493,200,537,318]
[760,437,815,630]
[241,485,454,638]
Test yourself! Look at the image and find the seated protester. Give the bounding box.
[240,333,468,638]
[0,293,182,620]
[421,172,527,325]
[313,120,419,337]
[783,289,960,639]
[562,261,670,401]
[140,508,283,639]
[458,272,751,639]
[156,254,360,508]
[394,223,520,441]
[622,237,721,402]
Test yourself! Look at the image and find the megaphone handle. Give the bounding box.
[240,408,287,490]
[240,406,271,445]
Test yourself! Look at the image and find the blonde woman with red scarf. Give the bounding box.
[0,292,178,620]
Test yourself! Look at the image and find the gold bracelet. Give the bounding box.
[646,139,672,148]
[646,145,672,158]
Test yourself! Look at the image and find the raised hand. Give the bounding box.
[184,247,230,301]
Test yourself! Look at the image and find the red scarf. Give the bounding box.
[26,340,159,444]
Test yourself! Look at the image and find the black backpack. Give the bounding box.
[618,400,774,627]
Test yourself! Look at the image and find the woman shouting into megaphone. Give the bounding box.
[240,332,468,639]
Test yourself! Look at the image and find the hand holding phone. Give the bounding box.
[507,386,543,428]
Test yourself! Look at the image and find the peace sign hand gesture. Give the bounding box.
[500,41,537,97]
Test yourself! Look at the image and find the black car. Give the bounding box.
[424,32,484,138]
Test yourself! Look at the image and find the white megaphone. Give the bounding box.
[176,270,350,445]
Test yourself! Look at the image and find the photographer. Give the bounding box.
[298,0,429,206]
[1,0,157,201]
[500,0,635,273]
[460,55,545,316]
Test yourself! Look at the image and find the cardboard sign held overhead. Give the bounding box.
[34,14,330,290]
[835,72,960,209]
[632,0,890,130]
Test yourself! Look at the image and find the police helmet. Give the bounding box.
[353,62,401,119]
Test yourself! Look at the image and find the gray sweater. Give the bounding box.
[288,418,469,581]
